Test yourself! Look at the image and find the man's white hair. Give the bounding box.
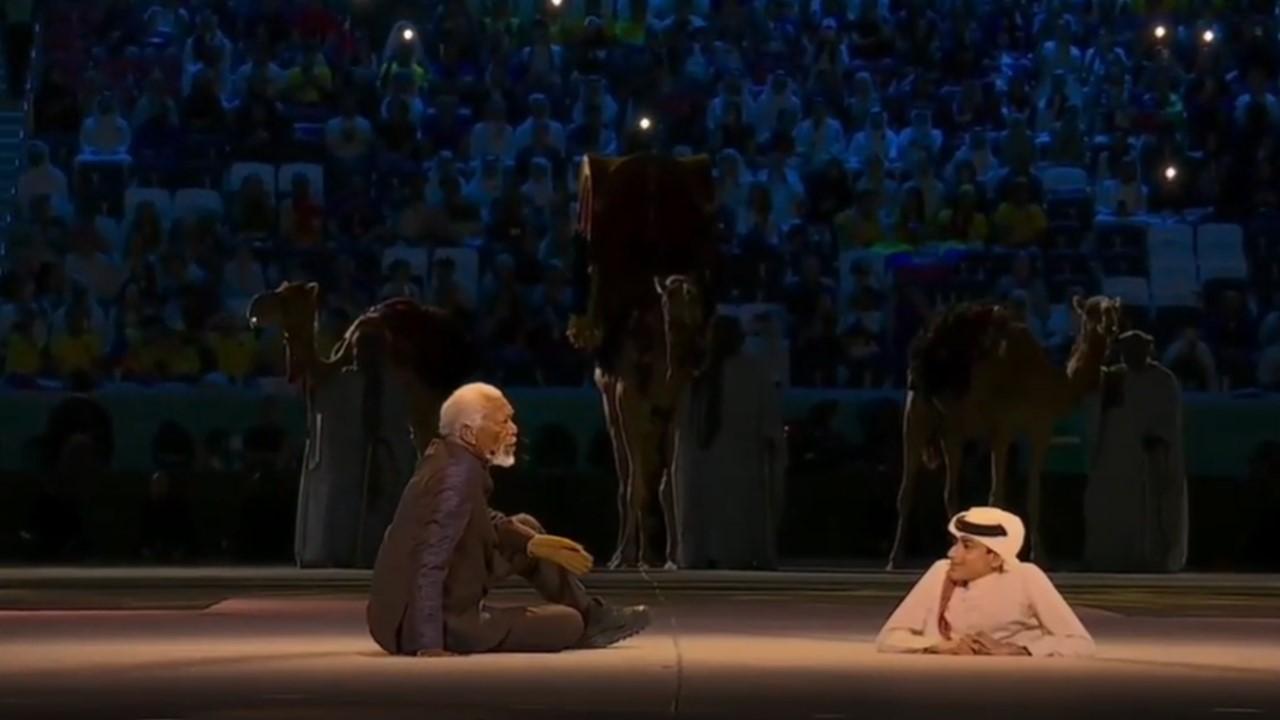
[439,383,507,437]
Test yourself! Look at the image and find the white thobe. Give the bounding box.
[876,561,1095,658]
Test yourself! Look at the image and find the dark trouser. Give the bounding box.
[485,513,594,652]
[5,22,33,101]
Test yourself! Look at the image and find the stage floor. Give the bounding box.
[3,569,1279,719]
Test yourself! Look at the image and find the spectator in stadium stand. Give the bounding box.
[131,72,182,145]
[516,121,568,188]
[181,68,229,134]
[183,10,232,83]
[1257,295,1280,391]
[231,40,285,103]
[63,209,120,302]
[935,185,989,246]
[421,92,473,158]
[16,142,69,216]
[78,92,131,161]
[794,96,845,167]
[805,155,852,225]
[223,245,268,310]
[1206,289,1260,391]
[279,173,325,251]
[282,45,334,108]
[328,175,387,246]
[3,311,43,388]
[471,95,516,164]
[992,178,1048,248]
[1162,325,1220,393]
[893,185,932,248]
[50,303,105,388]
[1097,155,1148,217]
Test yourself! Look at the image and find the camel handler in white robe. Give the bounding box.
[1083,330,1188,573]
[877,507,1095,657]
[675,314,787,569]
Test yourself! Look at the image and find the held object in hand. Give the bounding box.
[527,534,595,575]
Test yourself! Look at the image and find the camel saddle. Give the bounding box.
[576,152,718,327]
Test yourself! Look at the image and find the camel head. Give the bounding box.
[1067,295,1123,385]
[248,281,320,338]
[1072,295,1122,342]
[654,275,704,333]
[653,275,706,378]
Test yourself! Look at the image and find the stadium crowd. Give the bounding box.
[4,0,1280,394]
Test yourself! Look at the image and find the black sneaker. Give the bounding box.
[577,602,652,648]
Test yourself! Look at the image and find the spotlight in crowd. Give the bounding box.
[1202,29,1215,43]
[550,0,563,7]
[638,116,652,131]
[1164,165,1179,181]
[1153,24,1167,39]
[402,27,415,41]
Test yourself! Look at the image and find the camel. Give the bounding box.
[887,295,1121,569]
[569,151,717,569]
[247,282,474,456]
[570,276,707,569]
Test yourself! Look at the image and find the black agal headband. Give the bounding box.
[955,516,1008,538]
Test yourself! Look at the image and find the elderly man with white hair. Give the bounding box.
[876,507,1095,657]
[368,383,650,657]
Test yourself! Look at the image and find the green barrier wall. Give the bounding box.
[2,388,1277,477]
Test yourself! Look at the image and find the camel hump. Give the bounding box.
[909,303,1018,401]
[349,298,477,391]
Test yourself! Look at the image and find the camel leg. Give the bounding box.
[599,373,637,569]
[620,440,654,570]
[988,431,1012,509]
[613,382,667,569]
[626,407,662,569]
[1026,431,1051,565]
[888,451,921,570]
[889,393,928,569]
[658,417,680,570]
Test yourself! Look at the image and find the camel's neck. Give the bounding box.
[1062,330,1108,407]
[282,324,327,387]
[658,319,701,401]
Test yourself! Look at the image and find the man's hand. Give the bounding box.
[922,636,982,655]
[969,632,1031,656]
[415,648,457,658]
[527,534,594,575]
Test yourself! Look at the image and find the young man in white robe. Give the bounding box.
[876,507,1095,657]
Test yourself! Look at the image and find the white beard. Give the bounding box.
[488,443,517,468]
